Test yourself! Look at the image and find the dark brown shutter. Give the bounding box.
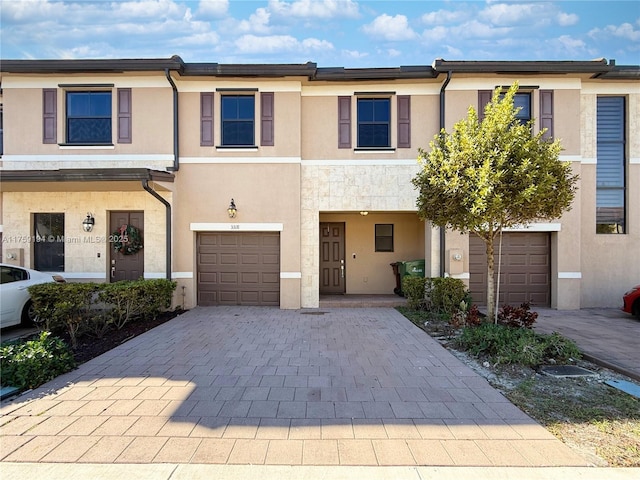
[117,88,132,143]
[478,90,492,122]
[260,92,274,146]
[338,96,351,148]
[200,92,214,146]
[397,95,411,148]
[43,88,57,144]
[540,90,554,140]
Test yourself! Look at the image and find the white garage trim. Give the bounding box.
[190,223,284,232]
[281,272,302,279]
[558,272,582,279]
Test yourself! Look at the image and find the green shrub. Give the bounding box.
[402,276,429,310]
[429,277,470,315]
[29,279,177,344]
[0,332,76,390]
[29,283,99,348]
[99,279,177,329]
[457,323,581,367]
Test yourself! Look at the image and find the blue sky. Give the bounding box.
[1,0,639,66]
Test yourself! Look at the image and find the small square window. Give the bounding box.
[375,224,394,252]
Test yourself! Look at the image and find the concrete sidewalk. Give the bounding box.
[2,463,639,480]
[534,308,640,381]
[1,307,589,468]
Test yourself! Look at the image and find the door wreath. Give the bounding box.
[112,224,143,255]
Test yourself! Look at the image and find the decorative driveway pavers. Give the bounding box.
[0,307,589,466]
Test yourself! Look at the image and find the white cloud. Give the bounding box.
[452,20,512,39]
[479,3,540,26]
[197,0,229,19]
[557,12,579,27]
[555,34,588,54]
[268,0,359,19]
[237,7,272,34]
[590,22,640,42]
[362,14,417,42]
[342,49,368,59]
[234,34,333,54]
[421,9,468,26]
[421,25,449,43]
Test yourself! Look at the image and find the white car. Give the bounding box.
[0,264,65,329]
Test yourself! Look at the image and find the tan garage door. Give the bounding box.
[197,232,280,306]
[469,232,550,307]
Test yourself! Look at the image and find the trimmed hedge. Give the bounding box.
[402,276,470,314]
[28,279,177,347]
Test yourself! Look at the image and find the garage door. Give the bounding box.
[469,232,550,307]
[197,232,280,306]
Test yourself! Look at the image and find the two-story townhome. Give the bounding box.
[1,57,638,311]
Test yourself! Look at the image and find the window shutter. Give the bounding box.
[200,92,214,146]
[338,96,351,148]
[539,90,554,140]
[478,90,492,122]
[43,88,57,144]
[260,92,274,146]
[397,95,411,148]
[117,88,132,143]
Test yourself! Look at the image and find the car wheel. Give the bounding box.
[633,299,640,319]
[21,300,40,327]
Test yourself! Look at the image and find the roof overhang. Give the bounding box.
[0,56,185,74]
[0,168,174,187]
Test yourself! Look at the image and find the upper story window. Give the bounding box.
[513,93,531,124]
[66,91,112,144]
[357,98,390,148]
[596,96,626,234]
[221,95,255,146]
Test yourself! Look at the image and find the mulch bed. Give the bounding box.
[66,310,184,365]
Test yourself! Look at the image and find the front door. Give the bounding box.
[109,211,144,282]
[319,222,345,294]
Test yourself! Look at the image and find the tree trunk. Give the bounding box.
[485,237,496,322]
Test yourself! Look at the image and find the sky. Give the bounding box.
[1,0,639,67]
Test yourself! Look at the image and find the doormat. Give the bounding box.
[539,365,597,378]
[605,379,640,399]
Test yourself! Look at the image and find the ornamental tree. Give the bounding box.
[412,82,578,321]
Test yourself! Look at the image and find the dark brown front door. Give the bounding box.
[320,222,345,294]
[109,211,144,282]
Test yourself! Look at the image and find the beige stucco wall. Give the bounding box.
[2,74,174,170]
[179,90,301,158]
[319,212,425,294]
[171,163,301,309]
[301,91,439,160]
[1,189,170,280]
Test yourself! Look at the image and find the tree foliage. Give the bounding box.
[412,82,578,320]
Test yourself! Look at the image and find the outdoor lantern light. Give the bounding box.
[82,213,95,232]
[359,211,369,216]
[227,199,237,218]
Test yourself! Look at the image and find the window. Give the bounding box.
[221,95,255,146]
[1,266,28,284]
[34,213,65,271]
[357,98,390,148]
[596,96,626,234]
[375,224,394,252]
[513,93,531,124]
[66,91,112,144]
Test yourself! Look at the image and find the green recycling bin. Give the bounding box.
[402,259,425,278]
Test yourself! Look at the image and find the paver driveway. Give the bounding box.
[0,307,588,466]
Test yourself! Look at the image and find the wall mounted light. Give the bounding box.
[227,199,237,218]
[359,211,369,216]
[82,213,95,232]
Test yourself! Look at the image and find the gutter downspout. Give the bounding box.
[165,69,179,171]
[439,71,452,277]
[142,180,172,281]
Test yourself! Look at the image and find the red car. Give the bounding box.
[622,285,640,318]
